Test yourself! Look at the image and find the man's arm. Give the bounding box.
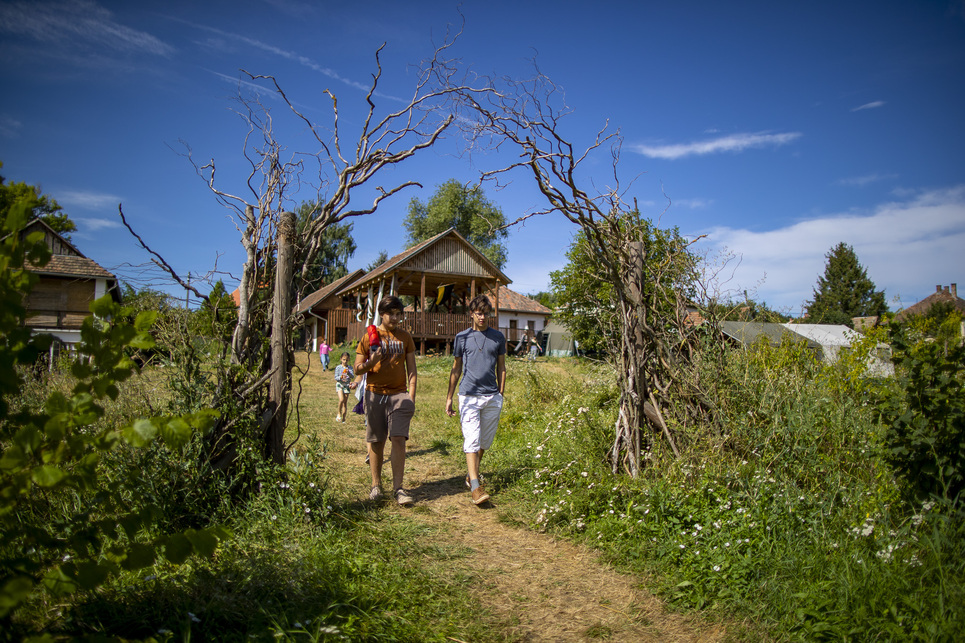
[355,339,382,375]
[445,356,462,417]
[496,353,506,396]
[406,350,418,403]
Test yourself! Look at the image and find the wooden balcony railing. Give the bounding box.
[326,308,534,354]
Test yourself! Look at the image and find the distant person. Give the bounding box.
[515,332,529,356]
[333,352,356,423]
[528,340,541,361]
[355,296,417,506]
[319,340,331,370]
[445,295,506,505]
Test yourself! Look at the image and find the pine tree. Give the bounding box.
[806,242,887,326]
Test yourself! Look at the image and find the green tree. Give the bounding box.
[366,250,389,272]
[527,290,557,309]
[550,214,697,354]
[404,179,509,269]
[707,297,789,323]
[0,162,77,239]
[0,194,226,628]
[806,242,887,327]
[192,280,238,343]
[295,201,357,289]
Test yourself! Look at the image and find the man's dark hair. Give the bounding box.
[378,295,404,315]
[468,294,493,313]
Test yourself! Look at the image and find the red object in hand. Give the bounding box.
[366,324,381,355]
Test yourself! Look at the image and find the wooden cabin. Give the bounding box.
[19,218,120,355]
[294,268,365,350]
[298,228,512,355]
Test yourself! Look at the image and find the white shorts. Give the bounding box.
[458,393,503,453]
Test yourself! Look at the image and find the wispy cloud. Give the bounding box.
[75,216,121,231]
[0,0,174,56]
[852,100,886,112]
[177,18,403,101]
[59,190,123,210]
[674,198,713,209]
[206,69,283,101]
[696,186,965,311]
[835,173,899,187]
[631,132,802,160]
[0,114,22,138]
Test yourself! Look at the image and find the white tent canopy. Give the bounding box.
[542,321,579,357]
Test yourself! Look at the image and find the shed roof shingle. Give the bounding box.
[27,254,116,279]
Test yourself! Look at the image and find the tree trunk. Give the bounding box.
[267,210,295,464]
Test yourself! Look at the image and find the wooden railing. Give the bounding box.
[325,308,537,355]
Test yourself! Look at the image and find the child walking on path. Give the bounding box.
[319,340,331,370]
[445,295,507,505]
[333,352,356,423]
[528,341,541,361]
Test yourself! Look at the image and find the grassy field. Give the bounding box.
[6,339,963,641]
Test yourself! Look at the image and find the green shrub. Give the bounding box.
[0,198,228,634]
[882,325,965,504]
[488,337,965,639]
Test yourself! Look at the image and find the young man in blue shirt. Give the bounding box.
[445,295,507,505]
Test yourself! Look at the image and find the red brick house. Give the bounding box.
[894,283,964,322]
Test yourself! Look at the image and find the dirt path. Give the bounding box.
[298,354,727,642]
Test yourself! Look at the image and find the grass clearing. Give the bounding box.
[7,338,960,640]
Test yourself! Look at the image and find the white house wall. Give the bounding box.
[498,313,548,334]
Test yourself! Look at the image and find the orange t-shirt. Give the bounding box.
[356,326,415,395]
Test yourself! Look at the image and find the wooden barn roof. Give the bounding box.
[18,218,117,281]
[337,228,510,297]
[31,254,116,279]
[296,269,365,314]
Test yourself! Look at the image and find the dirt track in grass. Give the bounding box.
[293,352,731,642]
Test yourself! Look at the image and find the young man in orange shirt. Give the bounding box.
[355,296,418,505]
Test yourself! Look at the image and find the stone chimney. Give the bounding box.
[937,285,942,293]
[953,283,958,298]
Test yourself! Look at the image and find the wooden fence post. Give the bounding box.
[268,210,295,464]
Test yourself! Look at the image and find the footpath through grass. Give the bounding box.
[8,342,962,641]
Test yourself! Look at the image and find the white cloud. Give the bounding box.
[0,0,174,56]
[75,217,121,231]
[206,69,283,101]
[674,198,712,209]
[631,132,802,160]
[696,186,965,313]
[183,20,402,100]
[852,101,886,112]
[835,173,898,187]
[0,114,22,138]
[59,190,122,210]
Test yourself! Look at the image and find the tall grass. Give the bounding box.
[485,349,964,640]
[9,342,961,640]
[6,354,503,641]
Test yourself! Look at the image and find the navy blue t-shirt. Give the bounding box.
[453,326,506,396]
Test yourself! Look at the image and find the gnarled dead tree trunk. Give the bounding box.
[449,70,714,475]
[130,34,476,466]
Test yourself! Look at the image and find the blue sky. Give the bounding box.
[2,0,964,314]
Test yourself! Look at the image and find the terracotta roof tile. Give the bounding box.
[492,286,552,315]
[894,285,965,322]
